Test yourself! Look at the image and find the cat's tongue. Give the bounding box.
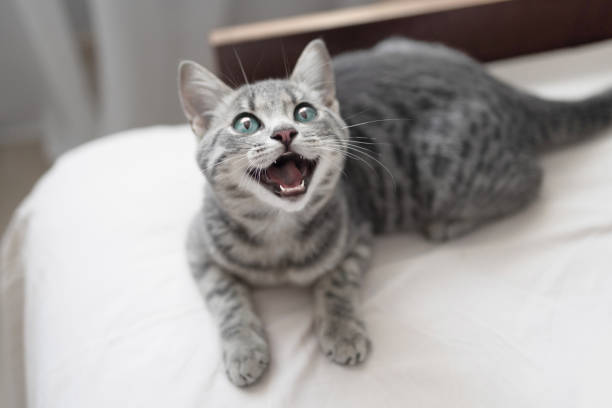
[266,160,302,187]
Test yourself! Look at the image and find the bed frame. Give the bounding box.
[210,0,612,85]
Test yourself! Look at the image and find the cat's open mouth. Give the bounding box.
[248,152,318,198]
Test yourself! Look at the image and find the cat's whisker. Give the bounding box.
[233,47,252,96]
[204,154,248,173]
[320,158,348,180]
[218,69,240,89]
[236,171,249,192]
[321,139,392,156]
[346,135,390,140]
[348,146,396,186]
[316,145,377,173]
[280,42,290,79]
[323,139,392,147]
[344,145,397,185]
[342,118,412,129]
[320,142,397,187]
[251,53,266,83]
[236,160,256,191]
[341,107,373,121]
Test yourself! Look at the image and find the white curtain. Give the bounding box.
[14,0,372,157]
[90,0,372,136]
[13,0,96,158]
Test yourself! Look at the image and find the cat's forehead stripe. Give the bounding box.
[247,92,255,111]
[285,88,298,105]
[232,81,303,115]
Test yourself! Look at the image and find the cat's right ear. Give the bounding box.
[178,61,231,139]
[291,39,338,112]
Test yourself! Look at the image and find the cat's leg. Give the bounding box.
[422,152,542,241]
[191,261,269,387]
[313,231,373,366]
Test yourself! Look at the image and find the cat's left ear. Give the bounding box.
[178,60,232,139]
[291,39,338,113]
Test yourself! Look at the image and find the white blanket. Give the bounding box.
[3,40,612,408]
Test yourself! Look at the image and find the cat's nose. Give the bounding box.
[271,127,297,149]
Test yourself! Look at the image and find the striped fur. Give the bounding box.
[179,38,612,386]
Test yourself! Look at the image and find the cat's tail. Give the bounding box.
[524,88,612,150]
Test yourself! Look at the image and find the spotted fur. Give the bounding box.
[178,38,612,386]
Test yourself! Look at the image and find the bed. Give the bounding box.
[2,38,612,408]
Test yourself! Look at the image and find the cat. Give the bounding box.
[178,38,612,386]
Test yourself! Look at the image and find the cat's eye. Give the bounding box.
[294,103,317,123]
[233,114,260,134]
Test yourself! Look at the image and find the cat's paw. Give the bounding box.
[317,318,371,366]
[222,329,270,387]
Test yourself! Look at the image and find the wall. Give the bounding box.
[0,0,45,144]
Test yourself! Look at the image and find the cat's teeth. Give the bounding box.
[279,180,305,194]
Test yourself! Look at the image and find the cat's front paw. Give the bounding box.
[222,328,270,387]
[316,318,371,366]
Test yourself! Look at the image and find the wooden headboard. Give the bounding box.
[209,0,612,85]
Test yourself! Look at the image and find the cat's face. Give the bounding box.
[178,40,347,212]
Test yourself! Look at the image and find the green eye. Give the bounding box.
[233,114,260,134]
[294,104,317,123]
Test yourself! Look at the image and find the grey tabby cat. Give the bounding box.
[178,38,612,387]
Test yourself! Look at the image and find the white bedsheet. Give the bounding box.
[3,40,612,408]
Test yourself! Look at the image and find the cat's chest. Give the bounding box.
[206,210,348,286]
[257,223,305,260]
[249,217,317,266]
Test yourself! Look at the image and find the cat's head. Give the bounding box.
[178,39,347,213]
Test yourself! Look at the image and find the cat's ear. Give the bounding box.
[291,39,338,112]
[178,60,231,138]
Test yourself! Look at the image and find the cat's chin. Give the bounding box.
[247,152,318,200]
[250,185,313,213]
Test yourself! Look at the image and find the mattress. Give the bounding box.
[2,39,612,408]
